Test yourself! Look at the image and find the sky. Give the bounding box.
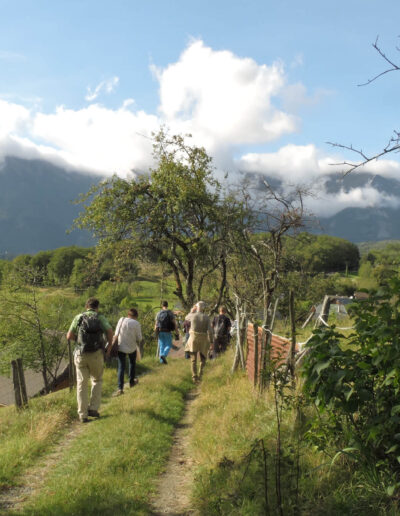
[1,0,400,216]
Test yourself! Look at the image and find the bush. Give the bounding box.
[302,278,400,492]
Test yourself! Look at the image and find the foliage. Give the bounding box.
[75,130,246,310]
[302,278,400,489]
[0,267,75,391]
[284,232,360,274]
[47,246,90,285]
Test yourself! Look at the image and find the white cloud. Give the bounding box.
[32,103,159,175]
[307,186,400,218]
[0,99,30,139]
[0,38,399,218]
[153,40,297,149]
[85,76,120,102]
[238,144,332,183]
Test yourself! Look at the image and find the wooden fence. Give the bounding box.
[245,323,293,386]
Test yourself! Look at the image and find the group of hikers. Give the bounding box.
[66,297,232,423]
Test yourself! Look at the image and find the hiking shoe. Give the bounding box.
[160,356,168,364]
[79,417,89,423]
[130,378,139,387]
[88,409,100,418]
[112,389,124,397]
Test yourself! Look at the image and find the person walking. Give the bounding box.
[112,308,142,396]
[185,301,213,383]
[211,306,232,357]
[67,298,113,423]
[183,305,197,359]
[154,300,177,364]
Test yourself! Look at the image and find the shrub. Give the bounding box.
[302,278,400,492]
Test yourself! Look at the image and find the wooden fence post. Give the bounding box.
[11,360,22,409]
[16,358,28,406]
[67,339,75,391]
[253,323,259,387]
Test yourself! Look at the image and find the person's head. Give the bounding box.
[162,300,168,309]
[219,306,226,314]
[196,301,206,313]
[128,308,138,319]
[190,305,197,313]
[85,297,99,311]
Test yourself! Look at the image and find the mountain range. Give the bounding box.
[0,157,100,257]
[1,156,400,256]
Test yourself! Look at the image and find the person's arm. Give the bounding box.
[67,330,76,341]
[66,314,80,341]
[106,328,113,347]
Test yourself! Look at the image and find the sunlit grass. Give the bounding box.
[188,349,396,515]
[16,356,192,515]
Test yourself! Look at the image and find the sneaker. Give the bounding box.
[130,378,139,387]
[88,409,100,418]
[112,389,124,397]
[160,356,168,364]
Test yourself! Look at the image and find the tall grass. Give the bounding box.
[188,350,397,515]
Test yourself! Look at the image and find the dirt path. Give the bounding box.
[151,387,199,516]
[0,421,85,513]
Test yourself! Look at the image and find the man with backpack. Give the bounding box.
[154,300,177,364]
[67,298,113,423]
[211,306,231,357]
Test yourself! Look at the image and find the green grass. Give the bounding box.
[188,350,397,515]
[12,356,192,515]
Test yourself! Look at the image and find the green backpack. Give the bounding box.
[77,312,104,353]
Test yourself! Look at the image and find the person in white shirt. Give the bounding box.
[114,308,142,395]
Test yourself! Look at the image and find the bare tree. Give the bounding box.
[328,36,400,176]
[227,179,312,379]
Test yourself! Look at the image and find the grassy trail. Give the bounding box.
[1,356,194,516]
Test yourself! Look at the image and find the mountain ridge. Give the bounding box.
[1,156,400,256]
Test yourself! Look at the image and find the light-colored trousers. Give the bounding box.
[190,352,206,381]
[74,349,104,419]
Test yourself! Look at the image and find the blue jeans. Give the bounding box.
[158,331,172,358]
[117,350,137,390]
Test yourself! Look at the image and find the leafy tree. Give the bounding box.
[75,130,244,310]
[47,246,90,285]
[0,266,74,391]
[284,233,360,274]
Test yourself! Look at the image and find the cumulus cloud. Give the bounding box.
[0,99,31,139]
[32,103,159,174]
[238,144,333,183]
[85,76,120,102]
[153,40,297,150]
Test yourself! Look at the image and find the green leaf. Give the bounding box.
[391,405,400,417]
[315,361,331,375]
[344,387,354,402]
[387,485,396,496]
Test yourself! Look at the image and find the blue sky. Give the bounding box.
[1,0,400,216]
